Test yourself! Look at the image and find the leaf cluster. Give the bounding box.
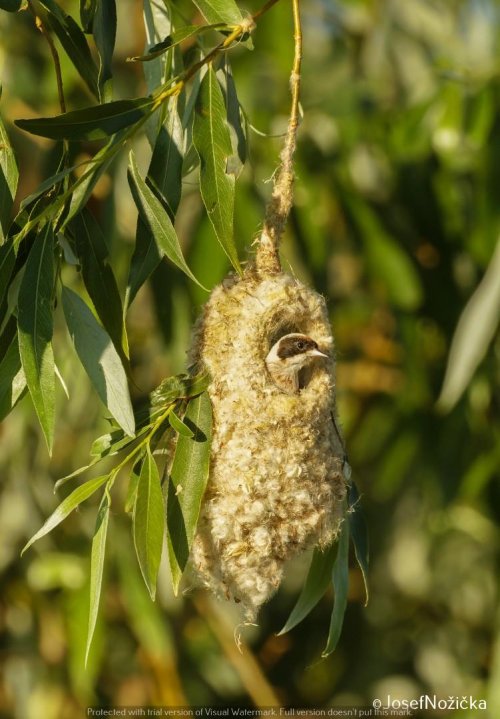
[22,370,211,662]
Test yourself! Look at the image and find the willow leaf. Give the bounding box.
[278,543,337,635]
[0,110,18,241]
[0,335,27,422]
[322,517,350,657]
[85,489,110,665]
[192,0,242,25]
[167,392,212,593]
[62,286,135,437]
[193,67,240,273]
[133,447,165,600]
[36,0,99,97]
[128,152,206,290]
[70,210,129,364]
[17,225,55,453]
[15,98,155,142]
[22,474,109,554]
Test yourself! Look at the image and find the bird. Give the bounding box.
[265,333,329,394]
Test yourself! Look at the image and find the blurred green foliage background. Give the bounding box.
[0,0,499,716]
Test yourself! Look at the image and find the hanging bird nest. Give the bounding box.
[189,264,347,620]
[182,0,348,621]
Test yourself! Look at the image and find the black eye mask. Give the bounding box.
[277,336,318,359]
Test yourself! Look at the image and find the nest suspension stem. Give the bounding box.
[254,0,303,278]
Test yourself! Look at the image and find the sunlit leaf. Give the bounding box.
[149,372,209,408]
[17,225,55,453]
[322,516,350,657]
[15,97,155,141]
[129,24,227,62]
[22,474,110,554]
[93,0,116,98]
[148,97,184,220]
[438,240,500,412]
[128,152,207,290]
[85,489,110,665]
[142,0,172,94]
[0,111,18,241]
[66,131,126,223]
[218,60,246,176]
[348,479,369,606]
[70,210,129,364]
[62,286,135,437]
[278,543,337,635]
[192,0,242,25]
[80,0,97,32]
[193,66,240,274]
[0,240,16,309]
[133,446,165,600]
[166,391,212,593]
[0,335,27,422]
[169,409,194,438]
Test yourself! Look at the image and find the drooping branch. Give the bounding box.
[254,0,302,277]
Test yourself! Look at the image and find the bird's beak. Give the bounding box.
[310,349,329,358]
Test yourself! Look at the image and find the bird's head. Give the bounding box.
[265,333,329,373]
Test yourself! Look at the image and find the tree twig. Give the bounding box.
[254,0,303,277]
[27,1,66,114]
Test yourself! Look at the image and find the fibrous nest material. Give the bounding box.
[189,268,346,620]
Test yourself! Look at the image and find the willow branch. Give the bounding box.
[254,0,303,277]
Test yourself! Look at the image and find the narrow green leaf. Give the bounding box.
[80,0,97,32]
[437,240,500,412]
[278,543,337,635]
[17,225,55,453]
[0,240,16,309]
[36,0,99,97]
[218,60,246,175]
[169,409,194,438]
[19,163,80,213]
[126,103,184,305]
[0,1,22,12]
[15,97,155,142]
[128,152,207,290]
[0,111,19,240]
[62,286,135,436]
[22,474,109,554]
[167,391,212,593]
[0,335,27,422]
[93,0,116,96]
[66,131,126,223]
[348,479,369,606]
[85,489,110,665]
[142,0,172,95]
[133,447,165,600]
[149,372,209,408]
[192,0,243,25]
[124,459,142,514]
[322,517,350,657]
[193,67,240,273]
[54,457,104,491]
[148,98,184,220]
[129,24,227,62]
[90,429,125,457]
[70,210,129,363]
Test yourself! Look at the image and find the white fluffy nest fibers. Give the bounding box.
[188,267,347,620]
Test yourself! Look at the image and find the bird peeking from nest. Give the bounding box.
[265,332,329,394]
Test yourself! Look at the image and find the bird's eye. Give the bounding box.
[297,341,305,350]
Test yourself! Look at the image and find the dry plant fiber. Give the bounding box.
[190,268,346,620]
